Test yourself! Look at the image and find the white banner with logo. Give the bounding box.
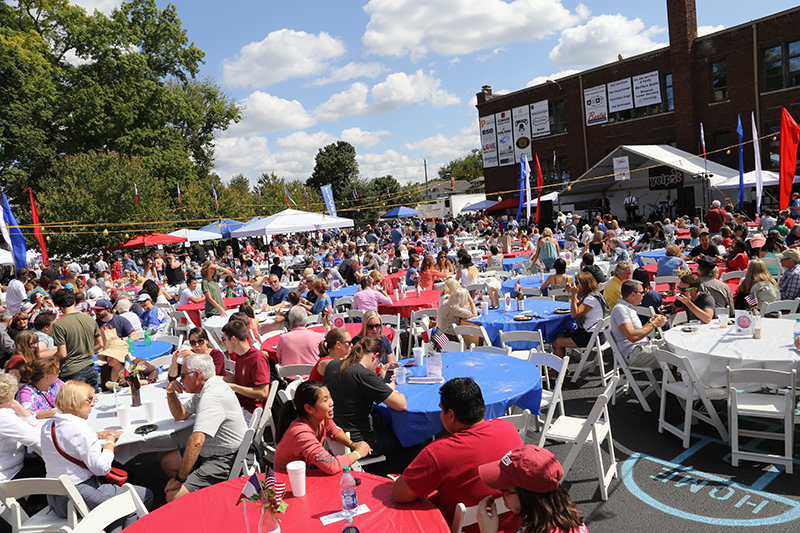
[607,78,633,112]
[495,110,514,166]
[633,71,661,107]
[512,105,533,161]
[584,85,608,125]
[613,156,630,181]
[479,115,498,168]
[529,100,550,138]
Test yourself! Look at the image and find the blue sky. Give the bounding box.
[75,0,798,186]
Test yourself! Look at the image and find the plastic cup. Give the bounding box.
[286,461,306,497]
[395,367,406,385]
[413,347,425,368]
[718,313,728,329]
[143,399,157,423]
[481,301,489,315]
[117,405,131,430]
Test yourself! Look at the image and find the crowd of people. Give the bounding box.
[0,196,796,533]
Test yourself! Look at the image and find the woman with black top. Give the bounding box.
[164,253,186,286]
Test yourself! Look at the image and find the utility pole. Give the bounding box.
[424,159,428,202]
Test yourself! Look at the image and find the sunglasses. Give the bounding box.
[179,371,194,380]
[676,286,695,293]
[85,396,98,405]
[189,339,205,346]
[367,323,382,330]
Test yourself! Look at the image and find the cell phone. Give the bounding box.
[383,369,395,383]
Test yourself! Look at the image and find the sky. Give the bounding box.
[73,0,798,188]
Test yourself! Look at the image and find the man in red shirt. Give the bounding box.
[392,378,522,532]
[704,200,727,235]
[220,320,270,425]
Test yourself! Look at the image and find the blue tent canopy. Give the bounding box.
[381,206,418,219]
[198,219,245,238]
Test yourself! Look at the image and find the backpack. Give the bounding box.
[750,281,780,311]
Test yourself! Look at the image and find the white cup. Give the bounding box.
[143,399,157,423]
[395,367,406,385]
[718,313,728,329]
[286,460,306,497]
[481,301,489,315]
[413,347,425,368]
[117,405,131,430]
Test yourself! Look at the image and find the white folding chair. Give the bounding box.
[570,317,612,384]
[761,299,799,316]
[333,296,354,312]
[469,345,510,355]
[155,334,182,352]
[255,381,280,463]
[169,310,193,337]
[654,275,679,285]
[669,310,687,328]
[499,409,531,440]
[520,287,543,297]
[728,367,796,474]
[441,340,465,353]
[453,324,492,349]
[275,364,313,381]
[259,330,282,345]
[407,309,438,358]
[224,357,236,375]
[540,377,619,501]
[346,309,364,323]
[638,256,657,265]
[0,475,90,533]
[654,348,729,448]
[228,426,258,480]
[56,484,147,533]
[607,329,659,412]
[530,353,569,437]
[451,498,511,533]
[278,378,303,404]
[500,329,548,360]
[548,288,569,301]
[721,270,746,282]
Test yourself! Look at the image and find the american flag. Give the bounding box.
[177,183,182,206]
[325,302,334,315]
[264,467,286,503]
[134,183,139,207]
[352,187,359,200]
[212,185,219,212]
[514,281,522,296]
[745,293,759,308]
[432,328,448,350]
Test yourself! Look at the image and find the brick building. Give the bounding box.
[476,0,800,219]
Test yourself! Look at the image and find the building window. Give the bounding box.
[711,60,728,102]
[713,132,732,167]
[764,41,800,92]
[663,73,674,111]
[542,155,569,185]
[549,100,566,134]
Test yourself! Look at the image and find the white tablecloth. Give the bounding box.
[663,318,800,388]
[87,380,195,463]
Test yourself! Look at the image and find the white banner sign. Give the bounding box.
[529,100,550,138]
[613,156,630,181]
[512,105,533,161]
[633,71,661,107]
[495,110,514,166]
[607,78,633,112]
[479,115,498,168]
[584,85,608,125]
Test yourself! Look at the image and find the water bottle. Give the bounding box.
[144,328,152,346]
[794,319,800,349]
[127,336,135,355]
[340,466,358,519]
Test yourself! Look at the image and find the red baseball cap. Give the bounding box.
[478,445,562,493]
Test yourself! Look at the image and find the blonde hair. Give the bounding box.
[444,287,471,310]
[0,373,19,404]
[592,231,604,242]
[358,310,381,339]
[541,227,553,238]
[741,259,778,293]
[441,278,461,297]
[665,244,682,257]
[55,380,94,413]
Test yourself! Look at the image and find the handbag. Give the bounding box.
[50,423,128,486]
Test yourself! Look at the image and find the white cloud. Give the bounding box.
[358,150,421,182]
[221,29,346,88]
[341,128,391,149]
[549,15,666,69]
[526,69,582,88]
[698,25,725,37]
[312,62,386,86]
[230,92,316,136]
[213,136,276,181]
[314,83,371,122]
[363,0,582,58]
[276,131,338,150]
[70,0,120,15]
[476,47,507,63]
[372,70,460,112]
[402,121,480,165]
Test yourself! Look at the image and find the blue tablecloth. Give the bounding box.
[634,249,666,266]
[470,299,575,347]
[328,284,360,300]
[557,239,565,248]
[93,340,173,369]
[500,275,545,295]
[381,352,542,447]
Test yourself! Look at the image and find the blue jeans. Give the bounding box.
[60,363,100,393]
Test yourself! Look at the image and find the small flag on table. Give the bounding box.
[263,470,286,503]
[745,293,759,308]
[432,328,448,350]
[237,473,262,504]
[421,328,431,344]
[514,281,522,295]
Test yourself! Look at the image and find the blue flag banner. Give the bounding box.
[515,156,529,224]
[320,184,337,216]
[736,113,744,210]
[1,192,27,269]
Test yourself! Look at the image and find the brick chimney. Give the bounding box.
[666,0,698,156]
[666,0,697,52]
[476,85,493,104]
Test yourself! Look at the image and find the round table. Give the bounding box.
[260,323,395,360]
[469,298,575,347]
[328,284,360,300]
[177,297,248,327]
[122,470,449,533]
[481,250,533,260]
[663,317,800,388]
[500,275,545,295]
[94,340,173,370]
[378,290,440,319]
[383,270,408,294]
[380,352,542,447]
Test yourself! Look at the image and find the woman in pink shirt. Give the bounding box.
[418,255,448,290]
[273,381,371,474]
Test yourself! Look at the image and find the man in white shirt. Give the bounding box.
[623,191,638,224]
[161,353,247,501]
[95,255,108,273]
[85,278,104,300]
[179,277,205,306]
[68,259,82,274]
[6,269,28,314]
[115,299,143,333]
[610,280,668,367]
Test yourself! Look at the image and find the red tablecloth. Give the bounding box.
[123,471,449,533]
[261,323,395,360]
[656,279,740,304]
[177,297,248,327]
[383,270,407,294]
[378,290,440,319]
[641,262,729,281]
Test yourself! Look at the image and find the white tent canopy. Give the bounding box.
[231,208,354,238]
[711,170,800,190]
[524,191,559,207]
[168,228,223,242]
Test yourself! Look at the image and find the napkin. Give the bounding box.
[319,504,371,525]
[407,376,446,384]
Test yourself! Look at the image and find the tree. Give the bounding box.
[35,151,175,255]
[306,141,359,203]
[437,151,483,181]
